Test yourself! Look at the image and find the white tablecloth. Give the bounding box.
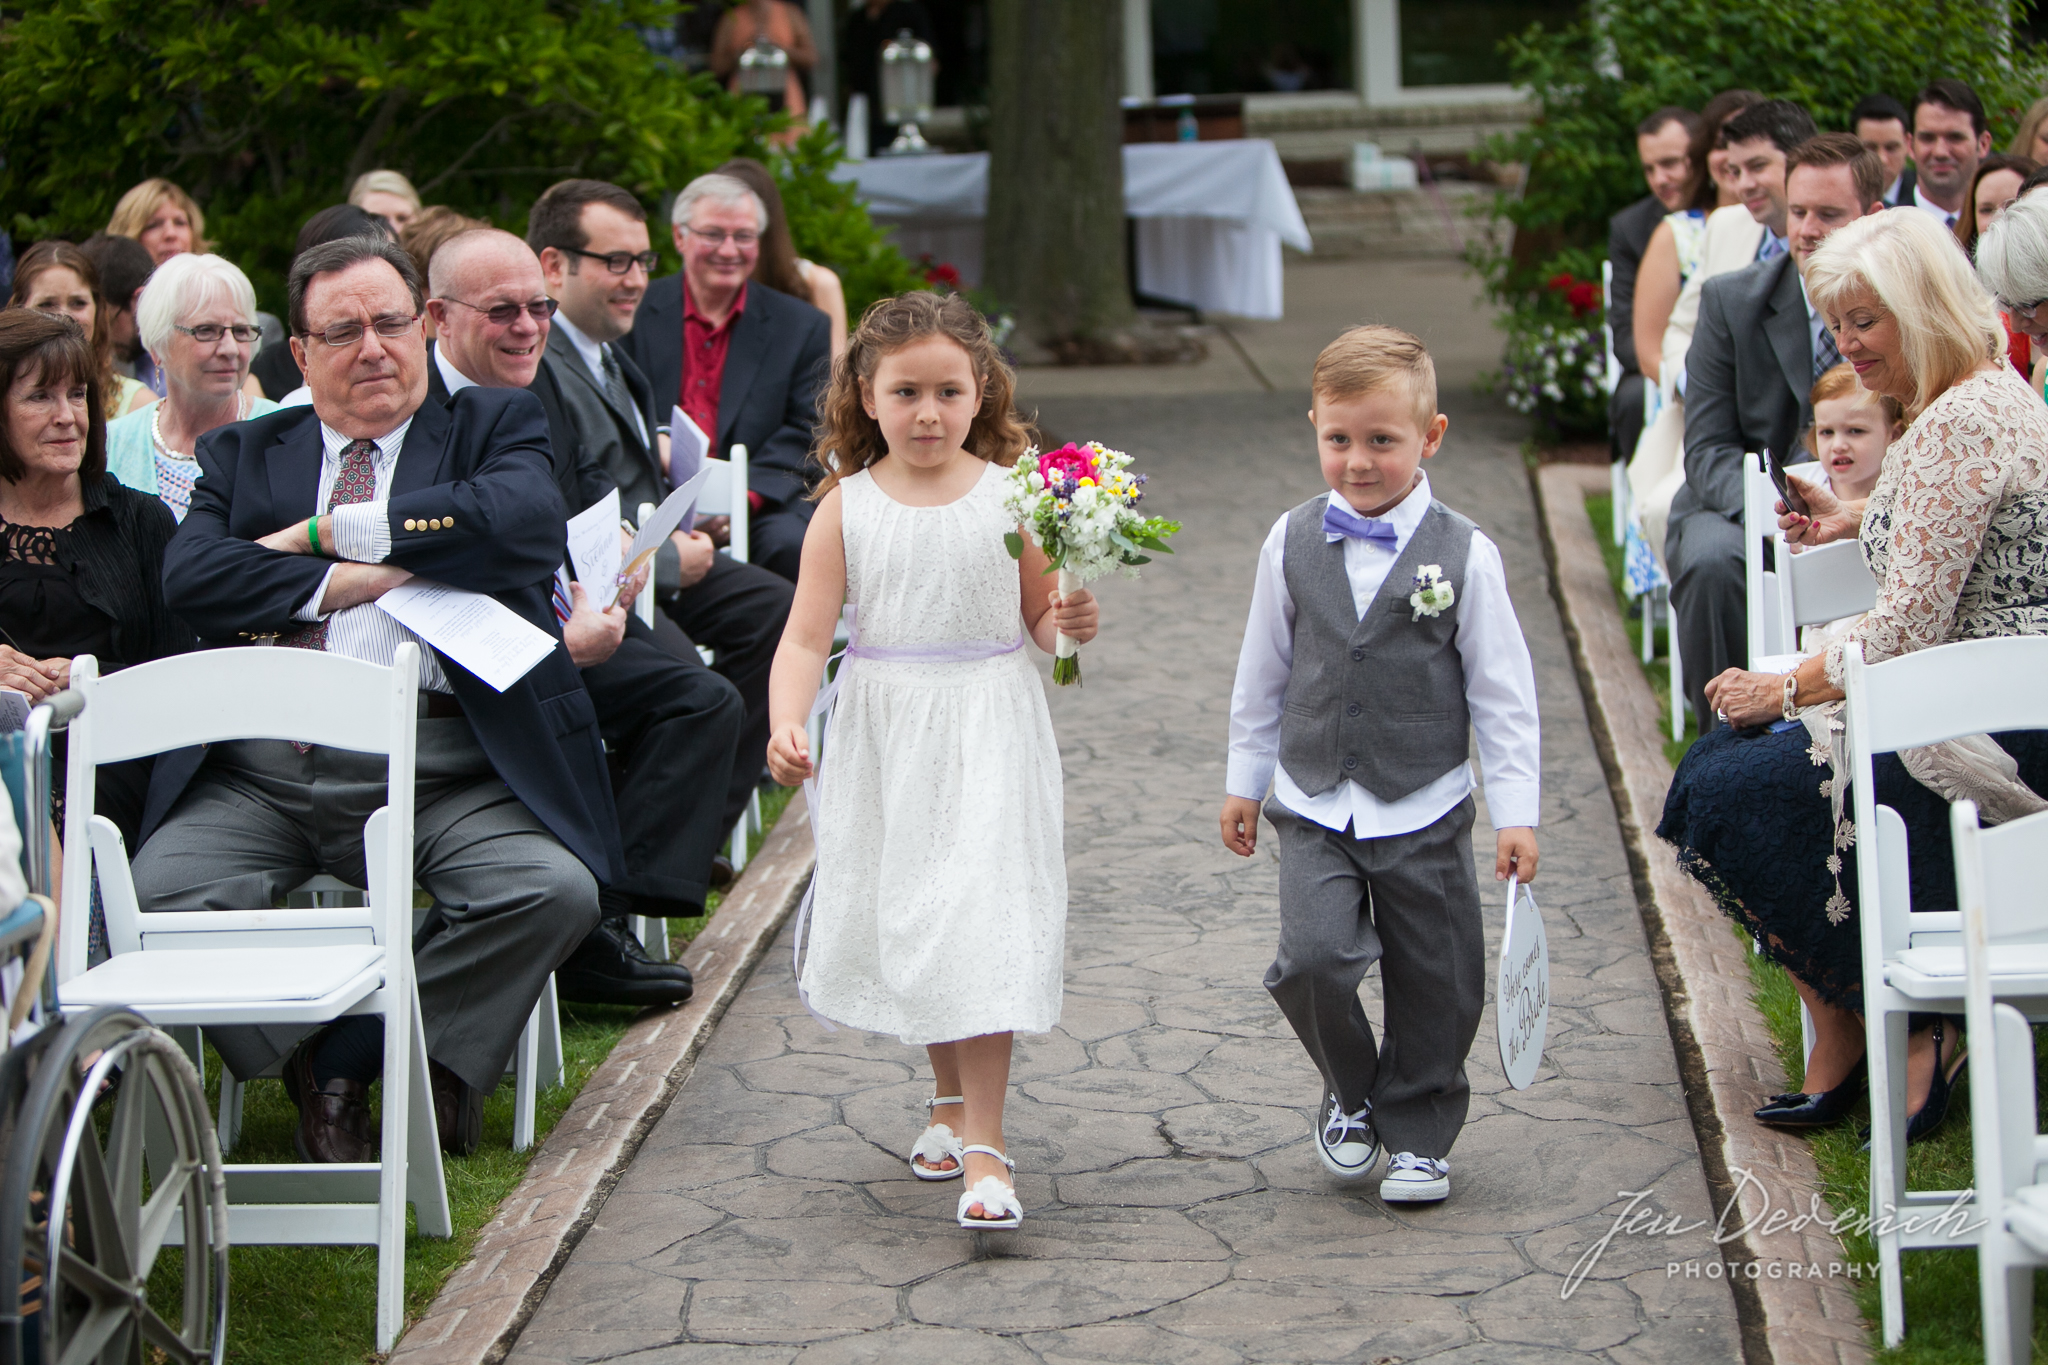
[831,140,1312,319]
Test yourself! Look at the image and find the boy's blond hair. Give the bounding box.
[1312,325,1438,429]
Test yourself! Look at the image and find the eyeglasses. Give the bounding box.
[563,247,660,275]
[2004,298,2046,322]
[442,297,560,326]
[176,322,263,345]
[299,314,422,347]
[680,226,760,249]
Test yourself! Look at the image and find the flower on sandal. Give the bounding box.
[1410,565,1456,619]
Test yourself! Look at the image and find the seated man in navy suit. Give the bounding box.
[138,236,620,1163]
[614,171,829,583]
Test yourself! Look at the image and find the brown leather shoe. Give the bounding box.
[430,1060,483,1156]
[282,1034,375,1163]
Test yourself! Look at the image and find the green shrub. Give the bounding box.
[1466,0,2047,436]
[0,0,920,316]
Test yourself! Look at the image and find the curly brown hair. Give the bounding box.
[811,291,1034,500]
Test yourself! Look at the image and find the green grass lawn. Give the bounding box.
[150,784,794,1364]
[1582,491,2047,1359]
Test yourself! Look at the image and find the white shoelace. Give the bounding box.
[1322,1095,1372,1146]
[1385,1152,1448,1178]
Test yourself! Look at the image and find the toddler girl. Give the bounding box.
[1794,362,1902,651]
[765,291,1098,1231]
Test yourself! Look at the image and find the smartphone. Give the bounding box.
[1762,446,1811,518]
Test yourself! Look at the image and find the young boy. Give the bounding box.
[1220,325,1541,1204]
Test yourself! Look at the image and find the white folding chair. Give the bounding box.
[1742,453,1791,664]
[58,646,447,1352]
[1956,796,2048,1365]
[1841,635,2048,1345]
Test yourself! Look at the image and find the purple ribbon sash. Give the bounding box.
[793,605,1024,1029]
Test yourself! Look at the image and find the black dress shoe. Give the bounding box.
[556,918,695,1008]
[1754,1058,1866,1129]
[708,856,737,893]
[429,1059,483,1156]
[283,1032,376,1163]
[1859,1018,1968,1149]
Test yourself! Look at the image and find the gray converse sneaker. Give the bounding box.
[1379,1151,1450,1202]
[1315,1092,1379,1180]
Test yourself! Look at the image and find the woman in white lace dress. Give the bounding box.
[1660,208,2048,1141]
[765,292,1099,1231]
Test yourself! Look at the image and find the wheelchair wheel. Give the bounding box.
[0,1007,228,1365]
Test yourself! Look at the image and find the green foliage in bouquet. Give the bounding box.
[0,0,922,317]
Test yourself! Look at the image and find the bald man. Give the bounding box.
[426,228,744,1008]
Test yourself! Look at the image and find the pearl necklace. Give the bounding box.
[152,392,250,460]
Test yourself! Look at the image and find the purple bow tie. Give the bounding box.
[1323,500,1399,545]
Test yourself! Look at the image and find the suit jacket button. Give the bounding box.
[1343,755,1358,770]
[430,518,443,530]
[403,518,418,531]
[1350,648,1365,662]
[1346,702,1361,716]
[442,515,454,529]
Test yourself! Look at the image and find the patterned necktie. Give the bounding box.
[600,346,635,421]
[1814,323,1843,379]
[282,438,380,652]
[1758,234,1786,262]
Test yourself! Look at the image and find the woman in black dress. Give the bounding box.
[1659,207,2048,1140]
[0,310,193,839]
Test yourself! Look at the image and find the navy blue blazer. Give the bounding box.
[615,275,830,511]
[151,389,625,883]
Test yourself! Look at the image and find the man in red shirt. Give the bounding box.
[617,173,830,583]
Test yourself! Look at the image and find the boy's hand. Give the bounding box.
[1495,827,1538,883]
[766,722,813,786]
[1220,796,1262,857]
[1051,587,1099,645]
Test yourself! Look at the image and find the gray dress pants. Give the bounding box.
[1263,795,1484,1160]
[130,717,600,1093]
[1665,508,1746,734]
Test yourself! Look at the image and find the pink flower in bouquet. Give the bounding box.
[1039,444,1098,487]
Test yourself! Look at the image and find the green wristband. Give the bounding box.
[307,516,319,553]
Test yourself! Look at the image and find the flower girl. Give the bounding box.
[765,291,1098,1231]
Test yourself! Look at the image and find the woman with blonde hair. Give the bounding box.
[105,179,207,264]
[1659,207,2048,1142]
[2008,95,2048,165]
[348,169,424,234]
[101,253,277,520]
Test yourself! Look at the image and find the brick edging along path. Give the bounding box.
[1533,464,1873,1365]
[388,795,816,1365]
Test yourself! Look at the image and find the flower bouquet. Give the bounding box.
[1001,441,1180,685]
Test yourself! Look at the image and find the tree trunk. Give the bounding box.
[984,0,1134,354]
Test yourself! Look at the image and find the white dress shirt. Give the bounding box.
[294,417,452,693]
[1226,475,1541,837]
[552,311,648,445]
[1910,183,1959,229]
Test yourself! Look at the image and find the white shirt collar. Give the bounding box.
[318,414,411,464]
[1324,471,1434,543]
[549,310,609,388]
[1911,182,1959,224]
[433,342,477,396]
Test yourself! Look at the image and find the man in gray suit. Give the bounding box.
[1669,133,1887,729]
[1609,106,1703,465]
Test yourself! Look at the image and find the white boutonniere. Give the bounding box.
[1409,564,1456,619]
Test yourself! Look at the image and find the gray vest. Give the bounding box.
[1278,494,1476,802]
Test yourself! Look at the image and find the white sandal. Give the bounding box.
[955,1145,1021,1230]
[909,1095,965,1181]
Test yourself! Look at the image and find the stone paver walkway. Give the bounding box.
[506,388,1743,1364]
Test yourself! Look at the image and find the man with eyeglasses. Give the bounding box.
[424,224,741,1004]
[142,235,620,1164]
[615,171,830,584]
[530,179,795,890]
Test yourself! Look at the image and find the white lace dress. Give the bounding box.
[801,462,1067,1044]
